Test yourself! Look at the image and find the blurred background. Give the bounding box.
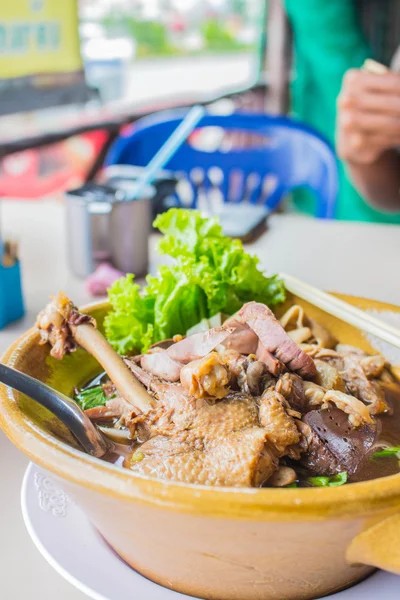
[1,0,400,328]
[2,0,400,220]
[0,0,265,200]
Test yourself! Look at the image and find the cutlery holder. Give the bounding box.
[0,261,24,329]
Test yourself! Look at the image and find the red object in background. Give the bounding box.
[170,15,185,33]
[0,130,109,198]
[86,263,125,297]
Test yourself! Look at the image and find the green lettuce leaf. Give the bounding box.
[105,209,286,354]
[105,274,154,354]
[155,208,285,315]
[154,208,223,260]
[146,265,209,340]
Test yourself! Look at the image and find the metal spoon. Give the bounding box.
[0,363,108,458]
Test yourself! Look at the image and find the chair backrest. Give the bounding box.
[106,110,339,218]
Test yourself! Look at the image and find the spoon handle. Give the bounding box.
[0,363,108,457]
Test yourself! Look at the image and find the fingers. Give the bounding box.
[338,88,400,117]
[337,129,398,164]
[337,68,400,164]
[343,69,400,95]
[339,108,400,138]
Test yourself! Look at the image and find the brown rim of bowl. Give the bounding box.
[1,300,400,522]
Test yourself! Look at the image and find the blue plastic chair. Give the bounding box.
[106,110,339,218]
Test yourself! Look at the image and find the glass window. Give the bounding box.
[80,0,266,107]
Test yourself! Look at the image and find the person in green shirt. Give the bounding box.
[337,66,400,214]
[284,0,400,222]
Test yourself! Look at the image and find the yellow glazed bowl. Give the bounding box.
[1,295,400,600]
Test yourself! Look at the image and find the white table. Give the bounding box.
[1,200,399,599]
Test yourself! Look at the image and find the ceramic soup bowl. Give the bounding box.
[1,295,400,600]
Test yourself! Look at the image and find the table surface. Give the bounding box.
[1,200,399,599]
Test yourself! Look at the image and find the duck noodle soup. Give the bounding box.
[33,209,400,489]
[36,291,400,488]
[4,208,400,600]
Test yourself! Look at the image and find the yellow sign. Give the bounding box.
[0,0,82,79]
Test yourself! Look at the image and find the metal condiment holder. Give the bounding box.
[65,183,155,278]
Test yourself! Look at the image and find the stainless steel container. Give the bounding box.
[65,183,154,278]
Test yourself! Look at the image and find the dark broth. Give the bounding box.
[351,383,400,482]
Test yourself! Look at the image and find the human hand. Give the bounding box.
[337,69,400,164]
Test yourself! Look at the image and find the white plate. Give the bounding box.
[21,463,400,600]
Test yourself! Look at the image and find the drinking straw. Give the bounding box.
[130,104,206,200]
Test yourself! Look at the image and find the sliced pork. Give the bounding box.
[141,350,182,382]
[221,317,259,355]
[256,341,284,376]
[140,327,233,382]
[167,327,233,362]
[238,302,317,378]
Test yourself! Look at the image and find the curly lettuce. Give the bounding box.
[105,209,285,354]
[105,274,154,354]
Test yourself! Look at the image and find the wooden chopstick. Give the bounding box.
[282,273,400,350]
[363,59,389,74]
